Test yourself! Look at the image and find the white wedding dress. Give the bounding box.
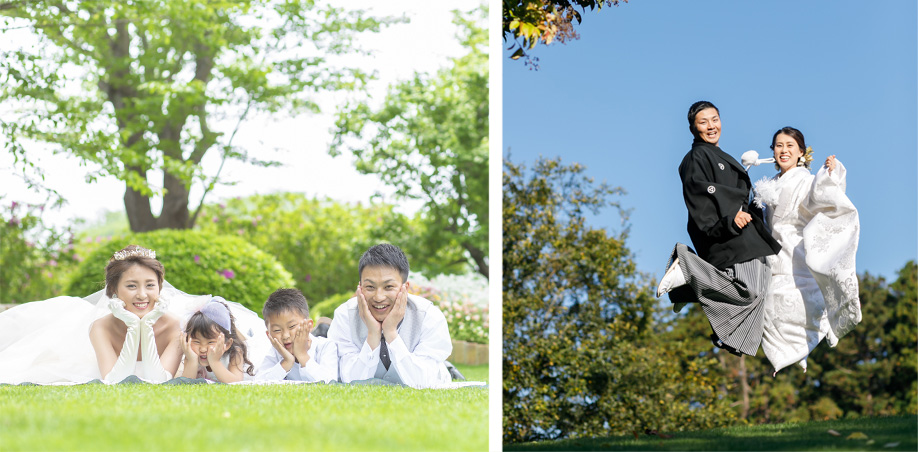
[753,161,861,373]
[0,282,271,385]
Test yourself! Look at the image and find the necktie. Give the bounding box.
[380,334,391,370]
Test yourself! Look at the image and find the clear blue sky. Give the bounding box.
[503,0,917,284]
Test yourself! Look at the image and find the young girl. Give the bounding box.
[181,297,255,382]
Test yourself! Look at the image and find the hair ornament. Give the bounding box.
[798,146,814,169]
[198,297,232,332]
[113,248,156,261]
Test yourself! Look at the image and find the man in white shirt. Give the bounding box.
[256,288,338,383]
[327,244,453,388]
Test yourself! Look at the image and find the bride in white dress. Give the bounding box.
[753,127,861,374]
[0,244,271,384]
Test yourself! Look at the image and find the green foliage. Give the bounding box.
[1,382,487,451]
[503,156,733,443]
[504,1,627,66]
[409,274,489,345]
[1,0,395,231]
[311,291,354,320]
[331,7,489,277]
[662,261,918,424]
[64,229,293,312]
[194,193,431,304]
[0,199,79,303]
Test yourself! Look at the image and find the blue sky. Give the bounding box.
[503,0,917,283]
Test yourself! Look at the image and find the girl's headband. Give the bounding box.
[199,297,232,332]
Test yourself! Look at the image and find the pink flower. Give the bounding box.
[304,274,312,282]
[194,255,200,264]
[11,201,17,209]
[221,269,235,279]
[236,229,245,235]
[212,216,219,223]
[48,259,58,267]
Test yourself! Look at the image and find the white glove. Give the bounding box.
[105,296,141,383]
[138,297,173,383]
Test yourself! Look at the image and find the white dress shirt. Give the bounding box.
[254,334,338,383]
[327,294,452,388]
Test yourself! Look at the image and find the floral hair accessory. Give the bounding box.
[199,297,232,332]
[797,146,814,169]
[113,248,156,261]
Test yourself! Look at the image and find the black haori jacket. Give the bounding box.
[679,140,781,270]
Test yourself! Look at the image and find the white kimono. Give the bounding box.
[754,161,861,372]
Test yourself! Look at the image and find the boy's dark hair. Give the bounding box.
[358,243,410,282]
[262,288,310,321]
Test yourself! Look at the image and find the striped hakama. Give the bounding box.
[666,242,771,356]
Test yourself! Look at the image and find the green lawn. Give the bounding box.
[2,365,488,452]
[506,415,917,451]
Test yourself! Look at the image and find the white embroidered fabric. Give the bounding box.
[753,161,861,373]
[0,282,270,385]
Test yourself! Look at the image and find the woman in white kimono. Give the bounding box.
[752,127,861,374]
[0,245,270,384]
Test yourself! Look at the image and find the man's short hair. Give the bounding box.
[358,243,410,282]
[263,288,309,321]
[687,100,719,137]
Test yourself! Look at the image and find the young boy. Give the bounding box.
[256,288,338,383]
[327,243,453,388]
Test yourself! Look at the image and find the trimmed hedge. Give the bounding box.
[65,229,294,313]
[310,291,354,320]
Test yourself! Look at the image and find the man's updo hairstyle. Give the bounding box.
[104,245,164,297]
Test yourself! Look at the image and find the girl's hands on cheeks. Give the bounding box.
[181,333,198,365]
[207,332,227,364]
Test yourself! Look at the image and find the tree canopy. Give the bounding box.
[331,7,488,278]
[502,155,734,442]
[1,0,392,231]
[503,0,627,66]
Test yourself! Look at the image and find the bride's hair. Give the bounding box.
[185,300,255,376]
[770,126,814,170]
[104,245,164,298]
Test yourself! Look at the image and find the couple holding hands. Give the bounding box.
[658,100,862,374]
[0,243,455,388]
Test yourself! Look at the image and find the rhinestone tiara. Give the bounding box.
[113,248,157,261]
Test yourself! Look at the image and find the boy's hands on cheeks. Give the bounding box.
[267,331,296,372]
[357,284,383,350]
[207,332,226,364]
[292,319,313,366]
[381,283,408,343]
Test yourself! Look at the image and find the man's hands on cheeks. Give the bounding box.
[382,284,408,344]
[734,208,752,229]
[292,319,313,367]
[357,285,383,350]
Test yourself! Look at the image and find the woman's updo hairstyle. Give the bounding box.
[104,245,164,297]
[770,126,814,170]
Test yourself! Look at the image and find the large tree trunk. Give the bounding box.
[124,176,157,232]
[463,242,489,279]
[157,171,191,229]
